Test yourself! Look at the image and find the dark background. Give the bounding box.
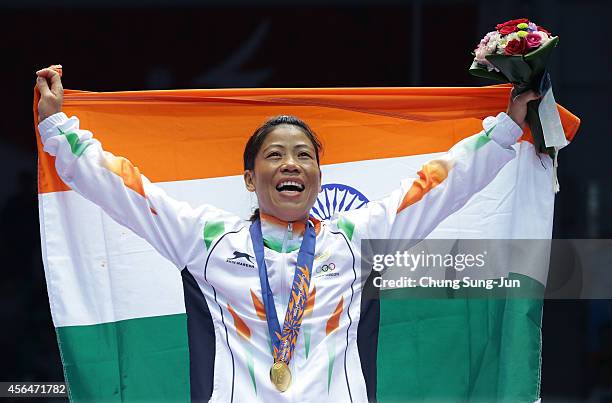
[1,0,611,401]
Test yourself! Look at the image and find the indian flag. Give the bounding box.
[35,86,579,402]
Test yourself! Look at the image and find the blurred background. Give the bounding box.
[1,0,610,401]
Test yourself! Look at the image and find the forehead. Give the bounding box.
[260,125,315,150]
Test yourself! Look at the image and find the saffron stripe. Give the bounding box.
[103,155,147,198]
[396,159,452,213]
[326,297,344,335]
[250,289,267,321]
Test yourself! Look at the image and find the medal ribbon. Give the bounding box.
[250,217,316,364]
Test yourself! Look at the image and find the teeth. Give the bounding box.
[277,181,304,190]
[279,181,304,189]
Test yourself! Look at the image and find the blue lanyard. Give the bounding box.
[249,217,316,361]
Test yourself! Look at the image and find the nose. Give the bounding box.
[280,155,301,174]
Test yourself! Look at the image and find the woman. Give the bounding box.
[36,67,538,403]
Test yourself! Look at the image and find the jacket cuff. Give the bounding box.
[485,112,523,148]
[38,112,69,142]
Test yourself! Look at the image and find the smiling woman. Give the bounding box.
[35,65,540,402]
[243,116,323,222]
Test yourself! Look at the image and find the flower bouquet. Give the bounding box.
[469,18,561,158]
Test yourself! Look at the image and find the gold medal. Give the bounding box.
[269,361,291,392]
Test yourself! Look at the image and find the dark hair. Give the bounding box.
[244,115,323,221]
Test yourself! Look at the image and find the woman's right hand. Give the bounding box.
[36,66,64,123]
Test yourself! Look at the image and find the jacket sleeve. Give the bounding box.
[351,112,524,240]
[38,112,233,268]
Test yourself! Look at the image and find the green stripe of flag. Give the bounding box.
[57,313,190,402]
[376,273,543,402]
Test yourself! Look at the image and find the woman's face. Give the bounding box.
[244,125,321,222]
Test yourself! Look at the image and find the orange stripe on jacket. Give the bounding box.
[304,286,317,318]
[326,296,344,335]
[250,289,267,321]
[397,159,451,213]
[227,304,251,341]
[103,155,146,198]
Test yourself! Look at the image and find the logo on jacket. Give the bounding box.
[310,183,369,221]
[314,262,339,278]
[226,251,255,268]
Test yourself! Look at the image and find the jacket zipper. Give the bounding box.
[280,222,293,306]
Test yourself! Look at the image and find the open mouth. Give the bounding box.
[276,180,305,193]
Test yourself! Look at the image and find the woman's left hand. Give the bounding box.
[506,89,541,129]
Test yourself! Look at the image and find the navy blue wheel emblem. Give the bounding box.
[310,183,369,221]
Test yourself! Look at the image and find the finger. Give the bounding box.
[36,75,53,98]
[36,68,63,94]
[48,69,64,94]
[36,68,63,96]
[511,90,538,104]
[36,67,57,78]
[524,90,542,102]
[518,90,537,102]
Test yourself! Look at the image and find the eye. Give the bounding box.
[299,151,313,159]
[266,151,282,158]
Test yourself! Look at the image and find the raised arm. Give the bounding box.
[36,67,233,268]
[347,89,540,241]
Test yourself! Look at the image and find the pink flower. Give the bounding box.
[474,46,489,64]
[525,32,542,49]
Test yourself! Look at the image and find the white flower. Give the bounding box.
[483,32,500,52]
[505,32,520,42]
[496,37,508,54]
[537,31,551,45]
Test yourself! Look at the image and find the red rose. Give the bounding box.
[505,38,527,55]
[496,18,529,31]
[498,25,518,35]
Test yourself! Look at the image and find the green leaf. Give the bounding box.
[468,65,508,82]
[485,54,533,85]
